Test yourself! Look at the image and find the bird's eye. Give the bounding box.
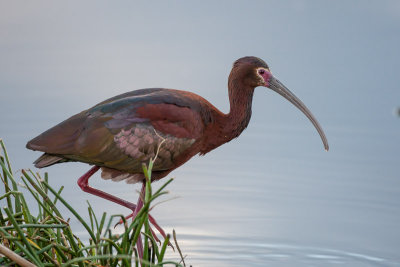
[258,69,265,75]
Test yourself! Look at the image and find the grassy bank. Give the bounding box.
[0,139,185,267]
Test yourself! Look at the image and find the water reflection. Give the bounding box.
[2,122,400,266]
[168,234,395,267]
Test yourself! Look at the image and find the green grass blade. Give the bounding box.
[3,207,43,266]
[0,140,184,266]
[61,254,133,267]
[1,156,13,212]
[1,224,68,230]
[158,234,170,262]
[40,179,97,242]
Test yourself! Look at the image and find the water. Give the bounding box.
[151,124,400,266]
[2,121,399,266]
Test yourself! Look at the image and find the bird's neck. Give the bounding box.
[201,79,255,155]
[198,74,257,155]
[223,78,254,140]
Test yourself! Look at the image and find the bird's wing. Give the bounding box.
[27,89,206,175]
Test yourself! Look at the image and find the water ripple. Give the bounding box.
[165,234,398,267]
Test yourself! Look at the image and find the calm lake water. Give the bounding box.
[1,117,399,266]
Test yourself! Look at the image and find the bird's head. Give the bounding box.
[230,56,329,151]
[230,56,271,87]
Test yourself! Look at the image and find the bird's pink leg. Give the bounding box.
[77,166,137,211]
[132,182,172,247]
[133,182,145,261]
[114,207,170,246]
[76,167,170,248]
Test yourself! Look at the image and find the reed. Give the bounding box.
[0,139,185,267]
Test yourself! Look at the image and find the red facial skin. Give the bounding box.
[258,68,272,87]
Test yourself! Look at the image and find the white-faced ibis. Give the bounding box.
[27,56,328,256]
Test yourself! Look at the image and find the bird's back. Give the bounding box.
[27,88,215,183]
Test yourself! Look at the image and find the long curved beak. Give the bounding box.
[268,75,329,151]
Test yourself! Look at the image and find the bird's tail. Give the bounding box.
[33,153,66,168]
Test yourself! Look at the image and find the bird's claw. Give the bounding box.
[114,213,134,228]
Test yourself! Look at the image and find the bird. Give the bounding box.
[27,56,328,256]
